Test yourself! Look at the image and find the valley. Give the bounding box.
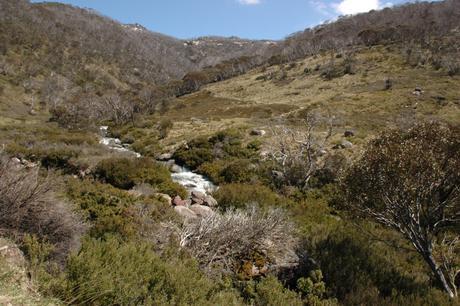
[0,0,459,305]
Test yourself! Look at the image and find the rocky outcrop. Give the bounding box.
[172,192,219,219]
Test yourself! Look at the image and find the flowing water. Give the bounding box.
[99,126,216,195]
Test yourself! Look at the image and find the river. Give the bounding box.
[99,126,216,195]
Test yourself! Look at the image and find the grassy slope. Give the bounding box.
[158,44,459,152]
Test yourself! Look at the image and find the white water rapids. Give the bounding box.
[99,126,216,195]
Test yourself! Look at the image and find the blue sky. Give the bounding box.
[32,0,423,40]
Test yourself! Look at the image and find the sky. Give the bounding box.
[31,0,425,40]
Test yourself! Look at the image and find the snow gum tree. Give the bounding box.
[342,122,459,298]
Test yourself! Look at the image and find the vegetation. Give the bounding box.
[94,157,187,197]
[342,122,460,297]
[0,0,459,304]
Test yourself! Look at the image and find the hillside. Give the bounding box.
[154,44,459,152]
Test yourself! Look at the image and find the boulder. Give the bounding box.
[190,204,214,217]
[172,196,187,206]
[333,140,353,150]
[203,195,218,207]
[191,190,206,201]
[191,197,204,205]
[174,206,197,219]
[272,170,285,180]
[250,129,266,136]
[157,153,173,161]
[170,164,183,173]
[10,157,21,164]
[341,140,353,149]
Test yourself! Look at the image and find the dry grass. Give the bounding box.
[156,45,459,152]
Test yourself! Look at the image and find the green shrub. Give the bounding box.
[158,119,173,139]
[6,143,81,173]
[213,183,287,211]
[66,179,138,238]
[62,237,242,305]
[243,276,303,306]
[174,129,258,171]
[314,230,422,302]
[94,157,186,197]
[220,159,254,183]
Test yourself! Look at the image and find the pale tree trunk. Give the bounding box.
[425,253,457,298]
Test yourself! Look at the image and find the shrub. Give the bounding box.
[220,159,254,184]
[62,237,242,305]
[252,275,303,306]
[0,156,85,261]
[213,183,286,211]
[158,118,173,139]
[66,178,177,239]
[6,143,81,174]
[176,206,296,276]
[174,129,257,171]
[94,157,186,197]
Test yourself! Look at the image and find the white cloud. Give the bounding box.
[238,0,261,5]
[334,0,381,15]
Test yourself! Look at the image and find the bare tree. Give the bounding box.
[342,122,460,298]
[101,92,135,125]
[267,112,333,190]
[175,206,297,276]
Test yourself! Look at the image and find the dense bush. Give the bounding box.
[198,158,256,184]
[62,237,243,305]
[66,179,177,239]
[213,183,287,211]
[174,129,258,171]
[94,157,186,197]
[247,275,303,306]
[6,143,82,174]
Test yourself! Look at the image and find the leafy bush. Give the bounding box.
[314,230,421,302]
[6,143,82,174]
[94,157,186,197]
[213,183,287,211]
[174,129,258,171]
[220,159,254,183]
[250,275,303,306]
[66,178,178,239]
[198,159,256,184]
[62,237,242,305]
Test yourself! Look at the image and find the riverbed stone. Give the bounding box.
[191,191,206,200]
[157,153,173,161]
[191,197,204,205]
[174,206,197,219]
[190,204,214,217]
[172,196,187,206]
[171,164,183,173]
[203,195,218,207]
